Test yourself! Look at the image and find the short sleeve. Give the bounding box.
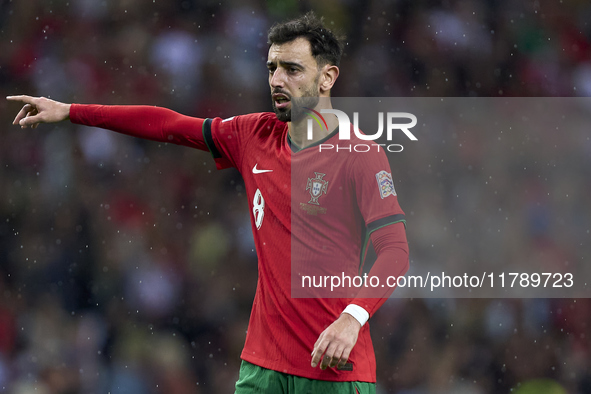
[350,150,406,232]
[203,113,276,171]
[202,116,242,170]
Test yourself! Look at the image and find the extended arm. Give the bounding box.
[6,95,208,150]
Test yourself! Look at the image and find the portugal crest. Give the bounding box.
[306,172,329,205]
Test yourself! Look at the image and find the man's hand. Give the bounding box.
[311,312,361,370]
[6,95,71,129]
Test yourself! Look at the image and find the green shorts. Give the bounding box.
[234,360,376,394]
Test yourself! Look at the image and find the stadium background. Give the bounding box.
[0,0,590,393]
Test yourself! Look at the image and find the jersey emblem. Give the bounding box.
[376,170,396,199]
[306,172,328,205]
[252,164,273,174]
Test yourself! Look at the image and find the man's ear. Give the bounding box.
[319,64,339,94]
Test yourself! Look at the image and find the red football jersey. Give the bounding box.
[205,112,406,382]
[69,105,407,382]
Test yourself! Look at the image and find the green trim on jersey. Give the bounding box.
[288,127,339,153]
[202,118,221,159]
[235,360,376,394]
[358,215,406,276]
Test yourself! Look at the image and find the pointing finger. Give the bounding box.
[6,95,38,105]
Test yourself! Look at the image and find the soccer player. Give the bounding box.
[7,11,409,394]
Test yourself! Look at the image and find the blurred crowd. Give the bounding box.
[0,0,590,393]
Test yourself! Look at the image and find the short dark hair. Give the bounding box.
[267,11,344,67]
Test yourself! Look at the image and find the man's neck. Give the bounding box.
[288,99,338,149]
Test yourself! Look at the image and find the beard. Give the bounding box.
[272,76,320,122]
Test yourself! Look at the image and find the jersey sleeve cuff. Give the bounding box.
[342,304,370,327]
[367,213,406,233]
[202,118,222,159]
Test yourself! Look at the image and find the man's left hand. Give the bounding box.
[311,312,361,370]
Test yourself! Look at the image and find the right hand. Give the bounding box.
[6,95,71,129]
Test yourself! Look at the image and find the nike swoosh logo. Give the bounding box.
[252,164,273,174]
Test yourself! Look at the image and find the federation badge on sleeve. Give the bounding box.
[375,170,396,199]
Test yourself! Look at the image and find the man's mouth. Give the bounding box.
[273,93,291,109]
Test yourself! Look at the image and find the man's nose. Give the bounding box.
[270,69,285,88]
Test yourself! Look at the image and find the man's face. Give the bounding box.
[267,37,322,122]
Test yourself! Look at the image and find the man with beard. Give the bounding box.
[7,11,409,394]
